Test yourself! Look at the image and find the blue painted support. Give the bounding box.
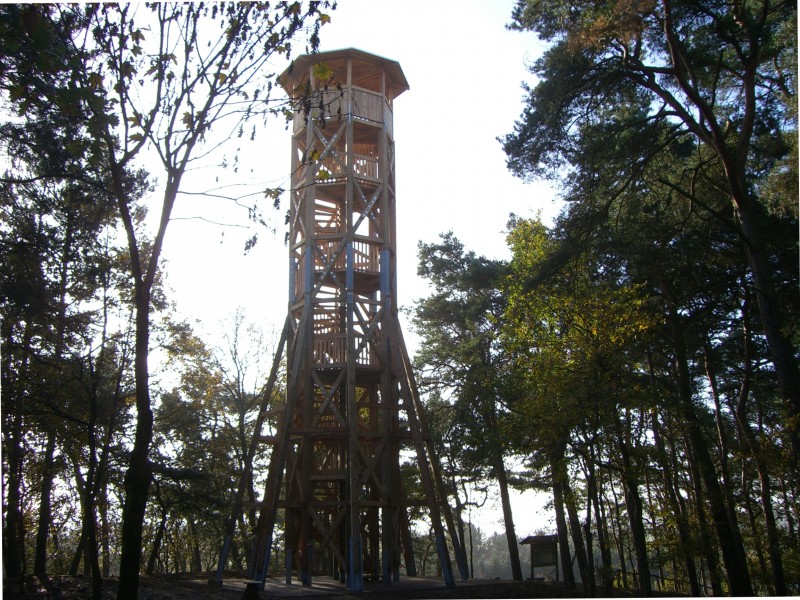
[301,541,313,586]
[288,256,296,303]
[213,534,232,584]
[256,537,273,589]
[346,242,354,290]
[305,247,313,295]
[348,536,364,592]
[380,249,390,307]
[285,547,293,585]
[436,533,456,588]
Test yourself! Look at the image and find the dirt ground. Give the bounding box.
[4,574,591,600]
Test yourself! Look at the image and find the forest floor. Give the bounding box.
[3,574,598,599]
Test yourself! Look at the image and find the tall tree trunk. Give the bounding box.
[117,283,155,600]
[726,289,787,595]
[189,519,203,574]
[34,428,58,574]
[644,471,663,592]
[684,438,724,597]
[703,343,754,592]
[451,477,470,580]
[562,470,590,591]
[589,466,614,596]
[3,418,26,579]
[84,502,102,600]
[99,481,111,578]
[2,320,32,579]
[69,531,86,576]
[481,399,522,581]
[616,422,652,596]
[756,458,788,596]
[111,141,173,597]
[731,192,800,464]
[70,448,102,599]
[468,517,475,580]
[87,370,103,599]
[146,485,168,576]
[779,479,798,556]
[583,461,598,596]
[551,447,575,589]
[608,481,629,590]
[95,253,125,582]
[34,216,75,577]
[651,410,701,596]
[661,15,800,462]
[741,476,769,584]
[494,452,523,581]
[665,296,754,595]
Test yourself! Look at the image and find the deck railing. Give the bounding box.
[313,238,380,274]
[293,238,381,302]
[312,333,376,367]
[317,152,378,182]
[293,87,393,135]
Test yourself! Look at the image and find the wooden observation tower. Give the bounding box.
[213,49,466,592]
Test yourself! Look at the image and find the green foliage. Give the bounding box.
[502,215,653,446]
[413,232,511,477]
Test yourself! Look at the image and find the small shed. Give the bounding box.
[520,534,559,581]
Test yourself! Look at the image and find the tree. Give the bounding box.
[504,0,800,465]
[1,3,334,596]
[502,216,655,593]
[505,83,798,588]
[413,233,524,581]
[149,310,281,575]
[0,65,131,588]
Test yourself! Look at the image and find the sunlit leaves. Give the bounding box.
[263,186,284,210]
[306,148,320,163]
[500,215,654,447]
[312,61,335,86]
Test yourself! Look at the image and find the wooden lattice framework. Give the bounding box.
[213,49,467,592]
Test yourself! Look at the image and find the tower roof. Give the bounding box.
[280,48,409,101]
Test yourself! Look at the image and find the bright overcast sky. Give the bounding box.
[160,0,559,538]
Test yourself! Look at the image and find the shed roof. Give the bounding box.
[520,534,559,546]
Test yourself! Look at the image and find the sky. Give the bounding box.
[159,0,561,539]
